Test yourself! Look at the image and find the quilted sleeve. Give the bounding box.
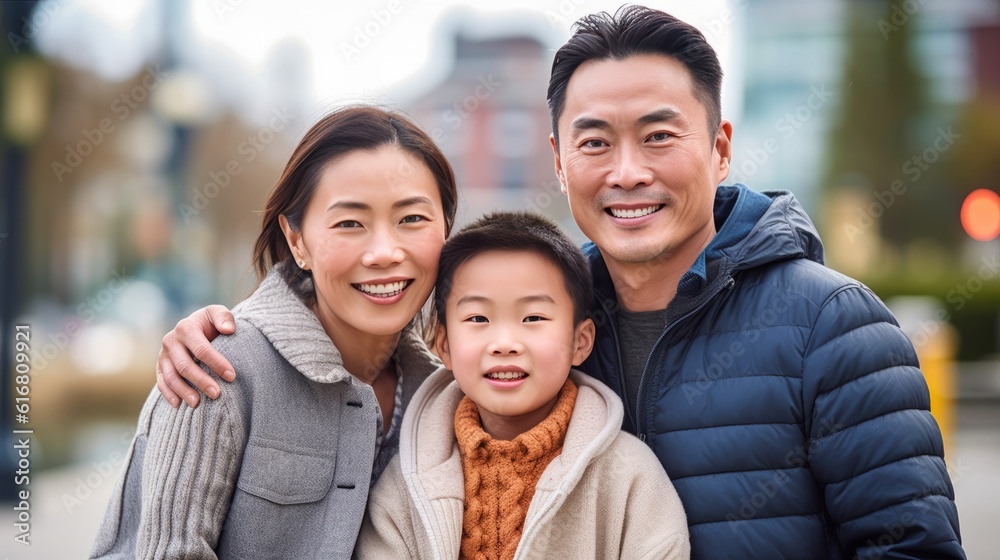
[801,284,965,559]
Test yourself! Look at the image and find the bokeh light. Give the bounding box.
[961,189,1000,242]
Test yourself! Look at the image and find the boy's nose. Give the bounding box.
[487,329,524,355]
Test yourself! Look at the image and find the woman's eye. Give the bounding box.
[523,315,546,323]
[401,215,425,224]
[467,315,488,323]
[334,220,361,228]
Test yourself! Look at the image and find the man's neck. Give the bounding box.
[606,229,716,312]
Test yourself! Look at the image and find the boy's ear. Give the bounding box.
[571,318,596,367]
[434,323,452,370]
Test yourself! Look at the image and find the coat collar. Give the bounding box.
[238,265,436,385]
[398,367,624,498]
[394,368,625,558]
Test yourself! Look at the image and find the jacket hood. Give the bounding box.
[721,188,825,274]
[585,186,825,298]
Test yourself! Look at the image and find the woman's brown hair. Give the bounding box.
[250,106,458,305]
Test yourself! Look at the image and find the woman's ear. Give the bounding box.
[571,318,596,367]
[434,323,452,370]
[279,214,307,269]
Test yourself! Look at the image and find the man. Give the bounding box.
[157,6,964,559]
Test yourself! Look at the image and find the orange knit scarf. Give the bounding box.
[453,379,578,560]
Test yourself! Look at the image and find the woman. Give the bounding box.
[90,106,458,559]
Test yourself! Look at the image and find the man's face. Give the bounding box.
[551,54,732,271]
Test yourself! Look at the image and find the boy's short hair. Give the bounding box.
[434,211,594,326]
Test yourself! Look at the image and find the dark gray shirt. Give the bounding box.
[615,307,669,413]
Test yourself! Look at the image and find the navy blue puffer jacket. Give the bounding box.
[581,186,964,560]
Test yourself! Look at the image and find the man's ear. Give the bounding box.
[714,120,733,185]
[279,214,307,268]
[434,323,452,370]
[549,133,568,195]
[571,318,596,367]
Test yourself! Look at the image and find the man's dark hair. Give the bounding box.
[434,211,593,326]
[547,4,723,147]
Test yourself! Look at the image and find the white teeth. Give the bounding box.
[355,281,408,296]
[610,205,661,219]
[486,371,527,380]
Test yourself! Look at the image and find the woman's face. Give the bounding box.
[282,146,447,340]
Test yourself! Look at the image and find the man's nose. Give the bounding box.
[608,144,654,190]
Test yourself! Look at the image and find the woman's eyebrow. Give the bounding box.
[327,200,370,212]
[326,196,434,213]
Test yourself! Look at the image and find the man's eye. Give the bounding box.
[401,215,426,224]
[467,315,488,323]
[335,220,361,228]
[523,315,546,323]
[582,139,606,149]
[648,132,671,142]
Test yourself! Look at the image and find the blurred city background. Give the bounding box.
[1,0,998,557]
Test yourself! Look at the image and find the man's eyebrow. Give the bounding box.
[569,116,611,134]
[393,196,434,210]
[637,108,681,126]
[569,108,681,135]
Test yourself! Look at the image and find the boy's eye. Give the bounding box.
[523,315,546,323]
[400,215,425,224]
[334,220,362,228]
[466,315,488,323]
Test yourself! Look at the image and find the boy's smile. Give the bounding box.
[435,249,594,440]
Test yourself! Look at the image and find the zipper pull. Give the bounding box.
[639,433,646,442]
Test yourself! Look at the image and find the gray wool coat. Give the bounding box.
[89,265,441,559]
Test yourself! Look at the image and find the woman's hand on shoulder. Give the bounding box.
[156,305,237,408]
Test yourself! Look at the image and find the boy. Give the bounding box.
[355,212,689,559]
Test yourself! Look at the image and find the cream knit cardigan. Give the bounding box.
[355,367,691,560]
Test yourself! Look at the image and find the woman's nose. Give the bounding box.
[361,230,405,268]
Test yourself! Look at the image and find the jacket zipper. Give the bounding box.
[633,276,736,439]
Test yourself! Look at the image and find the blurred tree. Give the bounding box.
[822,0,957,252]
[947,94,1000,203]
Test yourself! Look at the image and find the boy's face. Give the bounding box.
[435,249,595,440]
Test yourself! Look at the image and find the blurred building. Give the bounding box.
[407,33,582,240]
